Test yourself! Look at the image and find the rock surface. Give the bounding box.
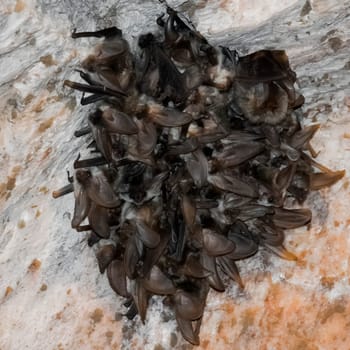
[0,0,350,349]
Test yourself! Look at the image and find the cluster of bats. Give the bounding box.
[53,5,344,345]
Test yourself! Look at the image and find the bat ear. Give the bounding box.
[135,120,157,156]
[185,149,208,188]
[181,195,196,230]
[217,256,244,288]
[289,124,320,149]
[175,316,200,346]
[200,252,225,292]
[134,281,149,323]
[96,244,116,274]
[135,221,160,248]
[218,141,265,168]
[167,137,199,156]
[142,265,176,295]
[101,108,138,135]
[174,290,205,321]
[258,222,285,247]
[71,185,91,229]
[310,170,345,190]
[265,244,298,261]
[124,236,142,279]
[273,163,297,196]
[88,203,111,239]
[202,229,235,257]
[227,222,259,260]
[107,260,129,297]
[148,104,192,127]
[208,173,258,198]
[85,173,120,208]
[273,208,312,229]
[141,230,170,277]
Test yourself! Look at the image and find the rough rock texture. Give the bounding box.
[0,0,349,349]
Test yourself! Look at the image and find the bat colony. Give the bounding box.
[53,5,344,345]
